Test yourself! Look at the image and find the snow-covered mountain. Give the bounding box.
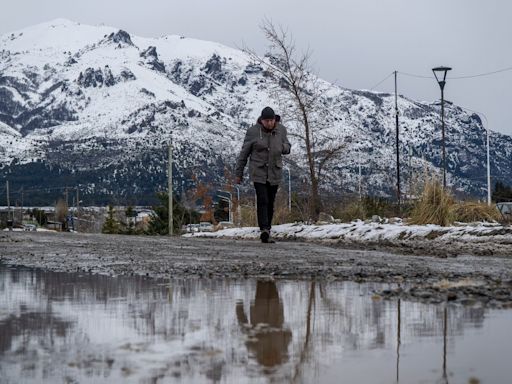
[0,19,511,204]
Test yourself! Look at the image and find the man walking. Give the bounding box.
[235,107,291,243]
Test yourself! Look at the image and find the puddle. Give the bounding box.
[0,266,511,383]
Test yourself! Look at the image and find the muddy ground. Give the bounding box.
[1,231,512,307]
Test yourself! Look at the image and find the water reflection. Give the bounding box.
[236,281,292,369]
[0,266,510,383]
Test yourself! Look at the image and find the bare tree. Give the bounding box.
[55,198,68,224]
[244,19,345,220]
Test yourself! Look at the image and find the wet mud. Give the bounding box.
[1,231,512,308]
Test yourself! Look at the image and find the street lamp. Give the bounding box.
[217,196,232,223]
[284,167,291,212]
[458,107,492,206]
[484,117,491,206]
[168,138,173,236]
[217,191,233,223]
[234,185,241,226]
[432,66,452,189]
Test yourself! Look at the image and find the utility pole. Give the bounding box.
[284,167,291,212]
[168,139,173,236]
[76,187,80,231]
[486,124,491,206]
[358,150,362,200]
[20,187,24,225]
[234,185,241,227]
[6,180,12,230]
[394,71,401,213]
[408,146,413,201]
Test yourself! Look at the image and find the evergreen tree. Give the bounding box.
[102,205,121,234]
[124,205,136,235]
[147,192,198,235]
[31,208,47,226]
[493,181,512,203]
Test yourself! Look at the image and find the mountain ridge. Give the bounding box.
[0,19,510,205]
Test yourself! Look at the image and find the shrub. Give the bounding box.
[409,180,454,226]
[451,201,501,223]
[409,180,501,226]
[334,200,366,222]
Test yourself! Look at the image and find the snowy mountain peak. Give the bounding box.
[0,19,511,205]
[103,30,134,47]
[1,19,114,52]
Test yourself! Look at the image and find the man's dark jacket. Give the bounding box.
[235,120,291,185]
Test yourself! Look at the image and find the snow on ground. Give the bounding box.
[185,220,511,247]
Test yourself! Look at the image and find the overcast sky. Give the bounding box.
[2,0,512,136]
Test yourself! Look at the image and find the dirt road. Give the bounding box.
[1,231,512,307]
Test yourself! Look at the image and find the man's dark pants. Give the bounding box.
[254,182,279,231]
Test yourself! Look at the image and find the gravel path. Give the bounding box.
[2,231,512,307]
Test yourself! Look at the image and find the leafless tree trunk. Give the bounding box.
[244,19,345,220]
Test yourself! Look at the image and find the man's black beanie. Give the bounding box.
[261,106,275,119]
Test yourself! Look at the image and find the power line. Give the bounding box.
[0,185,69,194]
[398,65,512,81]
[450,65,512,79]
[369,72,394,90]
[398,71,433,79]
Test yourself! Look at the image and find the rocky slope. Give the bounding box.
[0,19,510,204]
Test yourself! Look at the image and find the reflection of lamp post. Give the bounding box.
[284,167,291,212]
[441,305,448,384]
[432,66,452,189]
[396,296,401,383]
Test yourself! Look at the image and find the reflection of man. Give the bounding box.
[236,281,292,367]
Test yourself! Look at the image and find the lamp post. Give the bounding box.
[486,119,491,206]
[473,112,492,206]
[432,66,452,189]
[218,196,232,223]
[284,167,291,212]
[217,191,233,223]
[234,185,241,226]
[168,139,173,236]
[394,71,401,212]
[458,108,492,206]
[358,151,362,200]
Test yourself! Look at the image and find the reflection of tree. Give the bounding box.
[236,281,292,368]
[292,281,316,383]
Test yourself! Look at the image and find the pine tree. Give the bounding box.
[493,181,512,203]
[102,205,121,234]
[125,205,136,234]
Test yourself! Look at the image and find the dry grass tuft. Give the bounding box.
[336,201,366,222]
[451,201,501,223]
[409,180,454,226]
[409,179,501,226]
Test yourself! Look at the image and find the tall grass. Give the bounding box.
[409,180,454,226]
[409,179,501,226]
[451,201,501,223]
